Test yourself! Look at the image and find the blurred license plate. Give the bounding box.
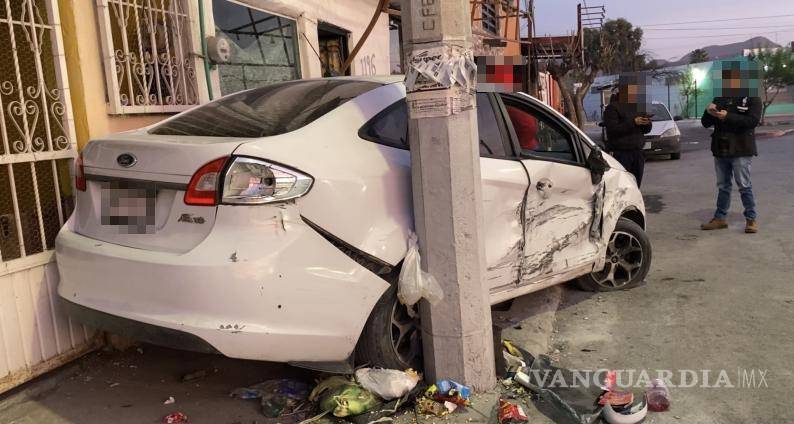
[101,182,156,233]
[644,141,652,150]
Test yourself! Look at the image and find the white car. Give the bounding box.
[56,76,650,372]
[643,102,682,160]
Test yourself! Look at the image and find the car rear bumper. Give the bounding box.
[55,204,390,363]
[644,135,680,156]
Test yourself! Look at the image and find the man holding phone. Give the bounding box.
[602,73,653,187]
[700,61,762,233]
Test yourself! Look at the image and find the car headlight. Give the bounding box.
[660,127,680,138]
[222,157,313,204]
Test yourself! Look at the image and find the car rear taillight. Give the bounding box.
[75,153,86,191]
[184,157,228,206]
[221,157,313,205]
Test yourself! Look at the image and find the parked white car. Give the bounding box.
[55,76,650,372]
[643,102,682,160]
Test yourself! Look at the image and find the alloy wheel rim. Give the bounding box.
[390,301,422,368]
[591,231,643,288]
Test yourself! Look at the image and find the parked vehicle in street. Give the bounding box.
[599,102,682,160]
[55,76,651,372]
[642,102,683,160]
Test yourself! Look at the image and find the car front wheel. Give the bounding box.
[356,285,423,370]
[578,218,652,292]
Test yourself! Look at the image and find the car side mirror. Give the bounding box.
[597,121,605,127]
[587,148,609,185]
[673,115,683,121]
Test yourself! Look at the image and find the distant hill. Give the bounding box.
[662,36,780,66]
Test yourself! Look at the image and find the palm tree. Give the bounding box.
[689,48,710,64]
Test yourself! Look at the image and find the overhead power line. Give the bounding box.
[639,13,794,27]
[643,24,794,31]
[644,30,794,40]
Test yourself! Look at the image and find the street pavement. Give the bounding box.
[548,131,794,423]
[0,130,792,424]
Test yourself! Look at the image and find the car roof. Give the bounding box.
[326,75,405,85]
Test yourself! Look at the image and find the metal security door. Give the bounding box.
[0,0,93,394]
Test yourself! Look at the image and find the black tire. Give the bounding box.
[355,285,423,370]
[670,152,681,160]
[577,217,652,292]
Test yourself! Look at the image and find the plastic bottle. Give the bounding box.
[645,379,671,412]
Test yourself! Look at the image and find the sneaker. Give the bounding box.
[745,220,758,234]
[701,218,728,230]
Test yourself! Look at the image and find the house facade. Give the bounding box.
[0,0,391,393]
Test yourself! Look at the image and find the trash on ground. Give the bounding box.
[598,390,633,407]
[163,396,175,405]
[354,368,421,400]
[181,369,210,382]
[162,412,188,423]
[231,378,311,418]
[503,340,522,357]
[397,232,443,306]
[310,376,380,418]
[426,382,471,406]
[443,401,458,413]
[416,396,449,417]
[646,378,671,411]
[435,379,471,399]
[109,382,120,388]
[346,382,426,424]
[498,399,528,424]
[602,397,648,424]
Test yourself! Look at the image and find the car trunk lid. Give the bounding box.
[73,132,248,253]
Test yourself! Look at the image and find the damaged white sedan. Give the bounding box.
[55,76,650,372]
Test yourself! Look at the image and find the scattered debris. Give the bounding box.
[598,391,633,407]
[581,348,596,353]
[646,379,671,411]
[181,369,210,382]
[136,347,144,354]
[310,376,380,418]
[109,382,120,388]
[354,368,421,401]
[162,412,188,423]
[232,379,311,418]
[416,396,449,417]
[602,398,648,424]
[164,396,175,405]
[498,399,528,424]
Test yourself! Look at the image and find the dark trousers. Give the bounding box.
[611,150,645,187]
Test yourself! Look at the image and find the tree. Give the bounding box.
[678,67,704,118]
[689,48,710,64]
[538,18,643,128]
[750,48,794,124]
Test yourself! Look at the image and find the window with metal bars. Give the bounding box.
[97,0,200,114]
[0,0,76,263]
[481,2,499,34]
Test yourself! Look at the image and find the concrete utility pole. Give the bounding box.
[400,0,496,391]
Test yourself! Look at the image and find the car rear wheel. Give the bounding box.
[670,152,681,160]
[356,285,423,370]
[577,218,651,292]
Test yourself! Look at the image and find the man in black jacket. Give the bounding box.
[700,61,761,233]
[603,75,653,187]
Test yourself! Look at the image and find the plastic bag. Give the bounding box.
[355,368,421,401]
[398,232,443,306]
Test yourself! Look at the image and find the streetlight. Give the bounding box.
[692,67,706,117]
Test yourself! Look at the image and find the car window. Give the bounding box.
[502,97,577,163]
[150,80,382,138]
[476,93,507,157]
[360,94,510,158]
[359,101,408,149]
[649,103,673,121]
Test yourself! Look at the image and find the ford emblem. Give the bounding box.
[117,153,137,168]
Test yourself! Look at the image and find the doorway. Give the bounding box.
[317,22,350,77]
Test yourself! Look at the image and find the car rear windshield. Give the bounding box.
[649,103,673,121]
[149,80,382,138]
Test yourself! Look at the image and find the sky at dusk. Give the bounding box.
[532,0,794,61]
